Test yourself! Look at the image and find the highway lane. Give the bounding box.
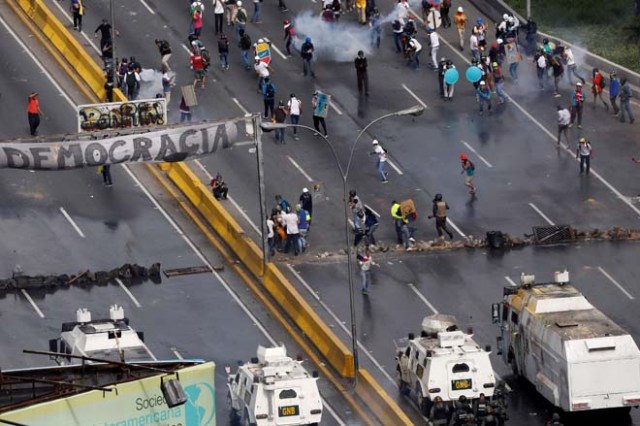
[44,0,640,424]
[288,241,640,425]
[0,8,352,424]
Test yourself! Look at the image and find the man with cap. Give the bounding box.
[354,50,369,96]
[299,187,313,218]
[569,82,585,128]
[427,26,440,69]
[370,140,388,183]
[454,7,467,51]
[301,36,315,78]
[254,55,271,92]
[27,92,43,136]
[576,137,592,175]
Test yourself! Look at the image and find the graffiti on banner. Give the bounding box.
[77,98,168,133]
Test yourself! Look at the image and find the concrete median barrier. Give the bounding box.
[12,0,107,100]
[357,369,414,425]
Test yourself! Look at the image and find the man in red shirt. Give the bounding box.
[191,52,207,89]
[27,92,43,136]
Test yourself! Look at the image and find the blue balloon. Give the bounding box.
[444,68,459,85]
[466,66,482,83]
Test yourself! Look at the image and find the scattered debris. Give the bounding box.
[0,263,161,292]
[163,265,213,277]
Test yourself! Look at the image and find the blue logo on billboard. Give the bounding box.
[185,383,216,425]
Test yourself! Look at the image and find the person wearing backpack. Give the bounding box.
[234,1,247,43]
[218,34,230,70]
[262,77,276,119]
[591,68,609,111]
[460,153,477,195]
[619,77,635,124]
[239,29,252,70]
[155,39,172,71]
[125,67,140,100]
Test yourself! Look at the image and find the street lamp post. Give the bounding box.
[261,105,424,381]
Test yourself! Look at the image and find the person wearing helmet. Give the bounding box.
[473,17,486,48]
[301,36,316,78]
[476,80,492,117]
[454,6,467,51]
[570,82,585,128]
[547,412,564,426]
[233,1,248,43]
[254,55,271,93]
[576,137,592,175]
[283,19,295,55]
[428,193,454,240]
[370,139,388,183]
[460,153,477,194]
[428,395,450,425]
[354,50,369,96]
[451,395,475,425]
[287,93,302,139]
[299,187,313,218]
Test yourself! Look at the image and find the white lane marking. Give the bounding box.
[172,348,184,360]
[233,97,250,115]
[50,0,102,54]
[408,283,439,314]
[125,167,348,424]
[528,203,555,226]
[447,218,466,238]
[116,278,142,307]
[286,265,397,385]
[461,141,493,168]
[598,267,634,300]
[364,204,380,217]
[287,156,314,182]
[138,0,156,15]
[59,207,86,238]
[192,160,261,234]
[386,159,404,175]
[315,87,342,115]
[181,44,192,55]
[504,276,518,287]
[401,84,428,108]
[427,16,640,218]
[21,289,45,318]
[0,15,76,107]
[271,44,288,60]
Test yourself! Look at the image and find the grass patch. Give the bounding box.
[506,0,640,72]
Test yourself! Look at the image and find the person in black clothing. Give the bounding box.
[273,100,287,144]
[104,69,115,102]
[354,50,369,96]
[300,36,315,78]
[102,164,113,186]
[299,188,313,218]
[155,39,173,71]
[210,173,229,200]
[428,193,454,240]
[94,19,117,52]
[440,0,452,28]
[437,57,446,98]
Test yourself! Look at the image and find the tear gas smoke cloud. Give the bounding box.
[292,11,374,62]
[138,68,175,101]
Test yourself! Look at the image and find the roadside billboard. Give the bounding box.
[0,362,216,426]
[77,98,168,133]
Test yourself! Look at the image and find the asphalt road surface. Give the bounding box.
[12,0,640,424]
[0,6,353,425]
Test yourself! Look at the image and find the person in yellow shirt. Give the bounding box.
[356,0,367,24]
[454,6,467,51]
[71,0,85,31]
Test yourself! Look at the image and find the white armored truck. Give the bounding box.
[492,270,640,412]
[395,314,497,414]
[49,305,155,364]
[226,345,322,426]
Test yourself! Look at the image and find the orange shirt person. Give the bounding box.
[27,92,43,136]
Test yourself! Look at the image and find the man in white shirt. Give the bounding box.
[469,33,479,61]
[371,139,388,183]
[283,208,301,255]
[427,27,440,69]
[556,105,570,145]
[406,37,422,69]
[562,46,586,85]
[576,137,592,175]
[213,0,224,34]
[254,57,270,91]
[287,93,302,139]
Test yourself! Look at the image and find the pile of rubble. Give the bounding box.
[0,263,161,292]
[312,226,640,259]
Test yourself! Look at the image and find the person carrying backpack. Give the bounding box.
[460,153,477,194]
[262,78,276,119]
[218,34,230,70]
[125,67,140,100]
[239,29,252,70]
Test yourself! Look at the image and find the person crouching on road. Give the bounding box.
[210,173,229,199]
